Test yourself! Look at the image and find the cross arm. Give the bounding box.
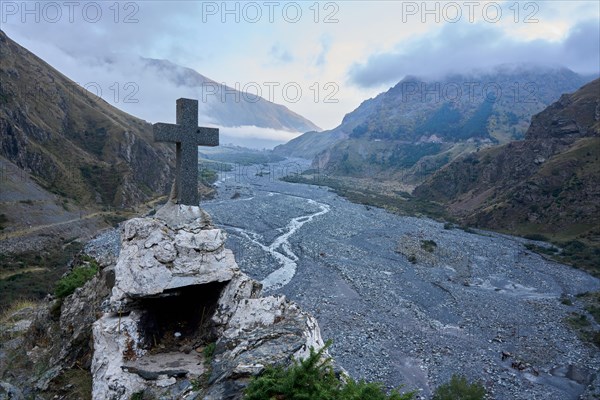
[153,123,184,143]
[195,127,219,147]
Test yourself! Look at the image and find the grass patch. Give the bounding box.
[0,241,83,309]
[102,212,129,227]
[190,377,203,392]
[522,233,550,242]
[203,342,216,361]
[48,369,93,400]
[199,168,218,185]
[553,240,600,277]
[443,222,455,230]
[524,240,600,278]
[54,262,98,299]
[566,313,590,329]
[524,243,559,254]
[192,341,218,391]
[577,292,600,325]
[0,298,37,323]
[586,304,600,325]
[460,226,477,234]
[560,295,573,306]
[130,392,144,400]
[0,266,48,280]
[432,375,486,400]
[282,174,448,220]
[244,341,415,400]
[565,309,599,348]
[420,240,437,253]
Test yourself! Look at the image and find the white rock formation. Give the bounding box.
[91,202,325,400]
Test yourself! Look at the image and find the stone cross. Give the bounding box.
[153,98,219,206]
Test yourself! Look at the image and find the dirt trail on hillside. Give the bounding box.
[1,211,108,240]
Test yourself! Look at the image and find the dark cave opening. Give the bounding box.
[136,281,227,352]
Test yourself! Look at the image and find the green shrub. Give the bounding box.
[199,168,218,185]
[523,233,549,242]
[566,313,591,329]
[130,392,143,400]
[560,296,573,306]
[443,222,454,230]
[54,264,98,299]
[420,240,437,253]
[103,213,128,227]
[203,342,216,360]
[432,375,485,400]
[244,342,414,400]
[0,213,8,230]
[586,305,600,324]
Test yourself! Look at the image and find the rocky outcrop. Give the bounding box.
[90,203,325,399]
[526,79,600,140]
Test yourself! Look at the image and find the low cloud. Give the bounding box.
[4,35,308,149]
[269,43,294,64]
[218,126,300,149]
[348,19,600,88]
[315,35,332,67]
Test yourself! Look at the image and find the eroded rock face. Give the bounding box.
[91,203,325,400]
[92,312,147,399]
[109,205,235,305]
[206,296,325,399]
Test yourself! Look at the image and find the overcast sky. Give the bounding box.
[2,0,599,141]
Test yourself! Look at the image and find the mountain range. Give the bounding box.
[275,66,591,183]
[141,58,320,133]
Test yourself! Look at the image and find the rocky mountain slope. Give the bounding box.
[272,129,344,159]
[414,79,600,267]
[144,58,321,132]
[0,30,177,208]
[275,66,589,182]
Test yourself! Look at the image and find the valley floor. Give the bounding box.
[197,158,600,399]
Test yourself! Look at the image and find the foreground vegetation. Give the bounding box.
[432,375,486,400]
[54,255,99,299]
[245,342,486,400]
[245,343,415,400]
